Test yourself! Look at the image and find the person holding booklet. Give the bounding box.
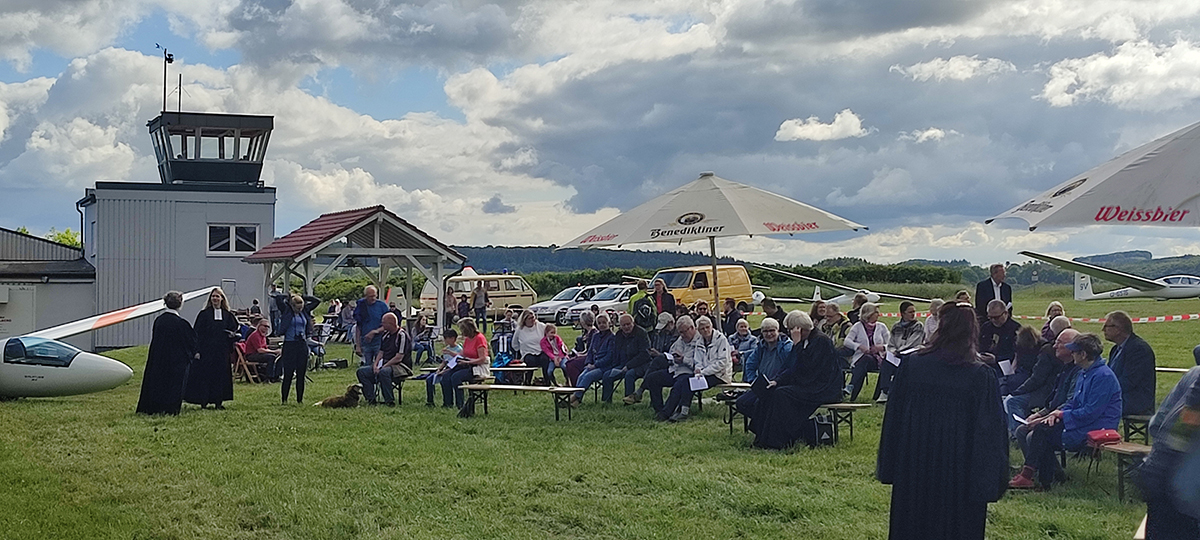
[425,328,463,407]
[659,316,731,422]
[878,301,925,403]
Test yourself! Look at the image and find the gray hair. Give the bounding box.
[783,310,813,331]
[859,302,879,319]
[694,315,712,329]
[928,298,945,313]
[364,284,378,295]
[1073,333,1104,359]
[986,299,1006,313]
[579,311,595,328]
[759,317,779,331]
[163,291,183,310]
[675,315,695,331]
[1049,315,1072,335]
[1105,311,1133,334]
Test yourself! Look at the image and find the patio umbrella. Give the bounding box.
[987,120,1200,230]
[557,172,866,313]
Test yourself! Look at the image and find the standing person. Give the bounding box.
[1138,366,1200,539]
[184,287,239,410]
[627,280,649,314]
[1103,310,1158,416]
[469,281,490,333]
[876,302,1009,540]
[136,291,198,415]
[443,285,457,324]
[354,285,388,367]
[721,298,744,336]
[456,295,470,322]
[761,298,787,328]
[268,284,284,335]
[339,300,355,340]
[844,303,890,402]
[650,278,676,315]
[974,263,1013,325]
[846,293,869,325]
[275,292,320,404]
[355,313,411,406]
[745,311,843,449]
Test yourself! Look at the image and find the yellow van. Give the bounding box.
[420,274,538,318]
[650,265,754,312]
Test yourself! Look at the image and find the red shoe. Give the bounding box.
[1008,466,1036,489]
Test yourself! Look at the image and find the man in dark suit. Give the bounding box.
[1103,310,1157,415]
[975,263,1013,324]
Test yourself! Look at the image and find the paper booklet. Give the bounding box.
[998,359,1016,376]
[885,351,902,367]
[689,374,709,391]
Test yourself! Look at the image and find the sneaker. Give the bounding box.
[875,392,889,403]
[668,411,689,422]
[622,394,641,405]
[843,385,853,399]
[568,395,581,408]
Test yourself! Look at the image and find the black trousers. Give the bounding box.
[522,353,552,383]
[281,340,307,403]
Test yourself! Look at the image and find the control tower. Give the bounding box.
[147,112,274,186]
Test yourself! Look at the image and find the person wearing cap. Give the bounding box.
[625,312,677,405]
[1009,332,1122,490]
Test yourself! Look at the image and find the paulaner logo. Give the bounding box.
[649,225,726,239]
[1094,206,1191,223]
[580,234,618,244]
[762,221,819,232]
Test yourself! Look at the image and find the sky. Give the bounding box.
[4,0,1200,267]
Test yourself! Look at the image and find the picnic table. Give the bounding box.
[717,383,871,443]
[458,384,586,420]
[1156,366,1191,374]
[1091,441,1152,502]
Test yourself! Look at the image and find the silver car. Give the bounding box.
[528,284,609,325]
[566,285,638,324]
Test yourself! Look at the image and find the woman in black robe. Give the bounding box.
[184,287,238,409]
[749,310,844,449]
[876,302,1009,540]
[136,291,197,415]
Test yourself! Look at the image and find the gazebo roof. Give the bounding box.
[244,205,464,264]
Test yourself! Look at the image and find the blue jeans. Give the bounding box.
[356,365,397,404]
[473,307,488,333]
[413,341,434,364]
[623,365,649,397]
[1004,393,1032,436]
[574,367,624,402]
[360,342,381,367]
[440,365,475,408]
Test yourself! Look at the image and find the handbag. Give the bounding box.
[1086,428,1122,446]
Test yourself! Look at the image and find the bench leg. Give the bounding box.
[554,393,573,421]
[725,402,736,435]
[468,388,489,415]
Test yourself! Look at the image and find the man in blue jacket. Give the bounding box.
[1010,332,1122,490]
[570,314,616,406]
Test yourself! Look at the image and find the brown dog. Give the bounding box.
[314,384,362,408]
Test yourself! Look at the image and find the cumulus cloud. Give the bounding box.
[898,127,960,143]
[775,109,872,142]
[0,0,146,69]
[1040,39,1200,111]
[482,194,517,214]
[826,167,922,206]
[891,55,1016,82]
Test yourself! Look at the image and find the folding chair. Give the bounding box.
[231,347,261,383]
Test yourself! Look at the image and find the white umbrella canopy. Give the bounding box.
[988,120,1200,231]
[559,172,866,249]
[558,172,866,312]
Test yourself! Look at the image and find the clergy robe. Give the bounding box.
[748,332,844,450]
[876,348,1009,540]
[183,307,238,406]
[136,311,197,415]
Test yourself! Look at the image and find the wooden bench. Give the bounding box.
[1123,414,1152,444]
[1095,441,1152,501]
[1156,367,1191,374]
[458,384,586,420]
[824,403,872,442]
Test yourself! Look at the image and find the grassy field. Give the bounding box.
[1,285,1196,539]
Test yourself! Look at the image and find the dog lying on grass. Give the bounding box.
[314,384,362,408]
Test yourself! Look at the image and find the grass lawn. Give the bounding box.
[1,285,1195,539]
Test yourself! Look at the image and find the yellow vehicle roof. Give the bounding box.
[656,264,745,272]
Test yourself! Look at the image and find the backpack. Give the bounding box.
[633,296,656,330]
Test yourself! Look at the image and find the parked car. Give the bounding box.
[566,284,638,323]
[528,284,609,325]
[651,265,754,312]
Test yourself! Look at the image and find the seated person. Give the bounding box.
[1104,310,1157,416]
[439,318,490,408]
[425,328,462,406]
[742,311,843,449]
[820,303,853,365]
[1012,329,1082,453]
[626,313,677,404]
[741,318,791,383]
[243,318,280,381]
[495,309,517,335]
[569,314,616,406]
[659,315,730,422]
[564,311,595,386]
[1004,317,1073,435]
[1002,326,1041,396]
[411,315,434,364]
[1010,333,1122,490]
[843,303,889,401]
[540,324,569,386]
[692,300,711,323]
[728,319,758,375]
[674,303,692,321]
[878,301,925,402]
[979,299,1020,374]
[923,299,944,343]
[355,313,412,406]
[608,314,651,404]
[642,316,698,418]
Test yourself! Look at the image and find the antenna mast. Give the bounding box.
[160,47,174,112]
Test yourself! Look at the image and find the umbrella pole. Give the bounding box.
[710,236,721,329]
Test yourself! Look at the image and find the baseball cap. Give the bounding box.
[1064,341,1085,352]
[655,312,675,330]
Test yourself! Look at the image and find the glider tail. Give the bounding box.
[1074,272,1095,301]
[811,286,822,303]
